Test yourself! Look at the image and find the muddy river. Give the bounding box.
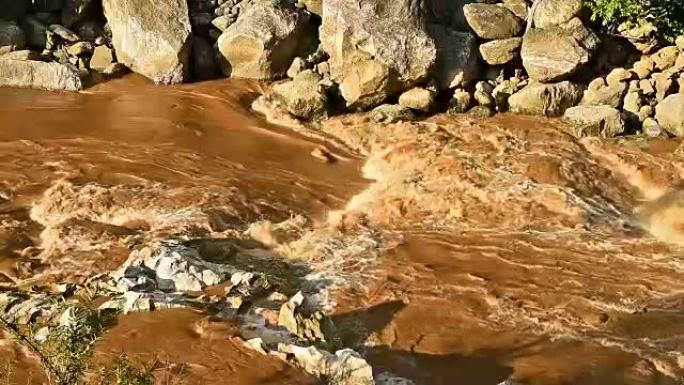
[2,75,684,385]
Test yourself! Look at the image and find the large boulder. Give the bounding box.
[479,37,522,65]
[564,105,625,138]
[655,94,684,136]
[0,21,25,54]
[320,0,437,109]
[430,24,478,89]
[463,3,522,40]
[522,18,599,82]
[533,0,583,28]
[0,59,83,91]
[103,0,192,84]
[217,0,313,80]
[508,81,583,116]
[271,70,329,120]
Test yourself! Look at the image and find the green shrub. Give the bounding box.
[585,0,684,42]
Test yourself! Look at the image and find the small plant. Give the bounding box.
[89,355,155,385]
[585,0,684,42]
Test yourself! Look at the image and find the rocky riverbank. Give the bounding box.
[1,0,683,137]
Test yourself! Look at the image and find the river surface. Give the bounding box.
[1,75,684,385]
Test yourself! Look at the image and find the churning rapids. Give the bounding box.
[2,75,684,385]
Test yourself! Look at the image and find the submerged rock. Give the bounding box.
[217,0,313,80]
[508,81,583,116]
[103,0,192,84]
[0,59,83,91]
[320,0,437,109]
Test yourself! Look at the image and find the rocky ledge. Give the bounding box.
[1,0,683,137]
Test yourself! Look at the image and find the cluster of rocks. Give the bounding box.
[1,0,683,137]
[0,0,127,91]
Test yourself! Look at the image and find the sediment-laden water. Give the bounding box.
[2,76,684,385]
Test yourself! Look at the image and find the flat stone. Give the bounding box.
[509,81,583,117]
[0,59,82,91]
[479,37,522,65]
[564,105,625,138]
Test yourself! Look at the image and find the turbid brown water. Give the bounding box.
[3,76,684,385]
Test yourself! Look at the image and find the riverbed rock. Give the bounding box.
[103,0,192,84]
[398,87,435,112]
[479,37,521,65]
[533,0,582,29]
[271,70,329,120]
[655,94,684,136]
[371,104,415,123]
[279,345,374,385]
[447,88,473,114]
[0,59,82,91]
[521,18,599,82]
[564,105,625,138]
[321,0,437,109]
[508,81,583,116]
[0,21,25,54]
[430,25,478,89]
[463,3,522,40]
[217,0,313,80]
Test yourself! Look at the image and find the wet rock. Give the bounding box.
[564,105,625,138]
[89,44,113,72]
[580,78,627,108]
[103,0,192,84]
[468,105,494,118]
[279,345,374,385]
[509,81,583,117]
[371,104,415,123]
[398,87,435,113]
[447,88,473,114]
[522,18,599,82]
[480,37,522,66]
[655,94,684,136]
[533,0,582,29]
[271,70,329,120]
[430,25,478,90]
[112,244,240,293]
[0,0,29,20]
[217,1,312,80]
[321,0,437,109]
[61,0,94,28]
[0,20,25,54]
[463,3,522,40]
[191,35,219,81]
[0,59,82,91]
